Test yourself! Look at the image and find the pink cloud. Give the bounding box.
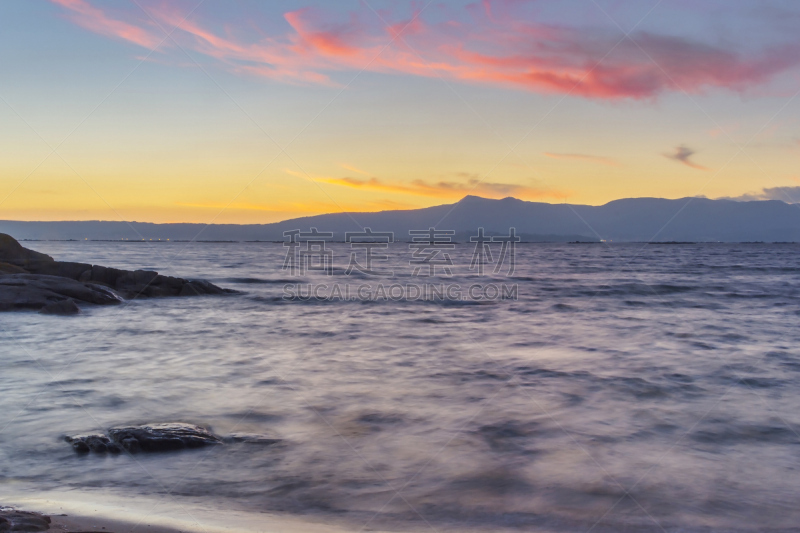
[48,0,800,99]
[50,0,161,49]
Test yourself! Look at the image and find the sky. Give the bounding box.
[1,0,799,223]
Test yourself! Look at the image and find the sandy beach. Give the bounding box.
[3,490,398,533]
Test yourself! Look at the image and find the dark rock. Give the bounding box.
[89,265,125,287]
[65,434,121,454]
[0,275,122,312]
[181,279,228,296]
[179,282,202,297]
[0,509,51,532]
[0,234,54,270]
[0,234,235,312]
[39,299,80,316]
[0,262,27,275]
[107,423,222,452]
[65,425,284,455]
[223,433,282,445]
[134,269,159,285]
[117,437,141,453]
[33,261,92,281]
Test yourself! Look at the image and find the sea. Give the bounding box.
[2,241,800,532]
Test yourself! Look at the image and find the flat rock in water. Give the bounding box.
[0,509,51,532]
[107,423,222,452]
[65,434,121,454]
[66,425,283,454]
[223,433,282,445]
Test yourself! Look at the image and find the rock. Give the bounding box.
[39,299,80,316]
[33,261,92,281]
[107,423,222,452]
[223,433,282,445]
[0,262,27,275]
[0,234,54,270]
[66,424,284,455]
[0,234,235,312]
[0,275,122,312]
[0,509,51,532]
[65,434,121,453]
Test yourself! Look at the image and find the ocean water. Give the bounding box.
[2,241,800,532]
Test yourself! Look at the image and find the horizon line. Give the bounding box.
[0,194,786,226]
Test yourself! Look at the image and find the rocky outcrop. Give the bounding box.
[0,275,122,312]
[39,299,81,316]
[66,423,281,454]
[108,423,222,452]
[0,509,51,532]
[0,262,27,274]
[0,234,234,312]
[67,423,222,454]
[0,234,54,270]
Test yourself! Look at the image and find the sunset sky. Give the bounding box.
[1,0,799,223]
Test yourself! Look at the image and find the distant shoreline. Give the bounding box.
[17,239,800,244]
[5,195,800,243]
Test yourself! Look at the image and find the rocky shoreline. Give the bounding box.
[0,508,51,532]
[0,234,234,314]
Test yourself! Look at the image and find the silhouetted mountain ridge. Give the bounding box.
[2,196,799,242]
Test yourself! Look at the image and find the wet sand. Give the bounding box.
[4,490,398,533]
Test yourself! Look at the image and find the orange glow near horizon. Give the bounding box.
[2,143,796,223]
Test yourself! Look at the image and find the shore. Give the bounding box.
[3,489,398,533]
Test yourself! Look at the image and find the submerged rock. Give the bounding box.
[0,234,234,312]
[65,434,121,454]
[223,433,282,445]
[0,509,51,532]
[107,423,222,453]
[65,424,283,454]
[39,299,80,316]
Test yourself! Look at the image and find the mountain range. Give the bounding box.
[3,195,800,243]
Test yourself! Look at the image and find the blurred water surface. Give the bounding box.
[2,241,800,532]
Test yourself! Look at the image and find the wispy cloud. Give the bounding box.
[175,200,327,213]
[663,145,709,171]
[317,175,566,201]
[544,152,619,166]
[50,0,162,48]
[48,1,800,99]
[175,197,415,214]
[722,186,800,203]
[340,164,371,176]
